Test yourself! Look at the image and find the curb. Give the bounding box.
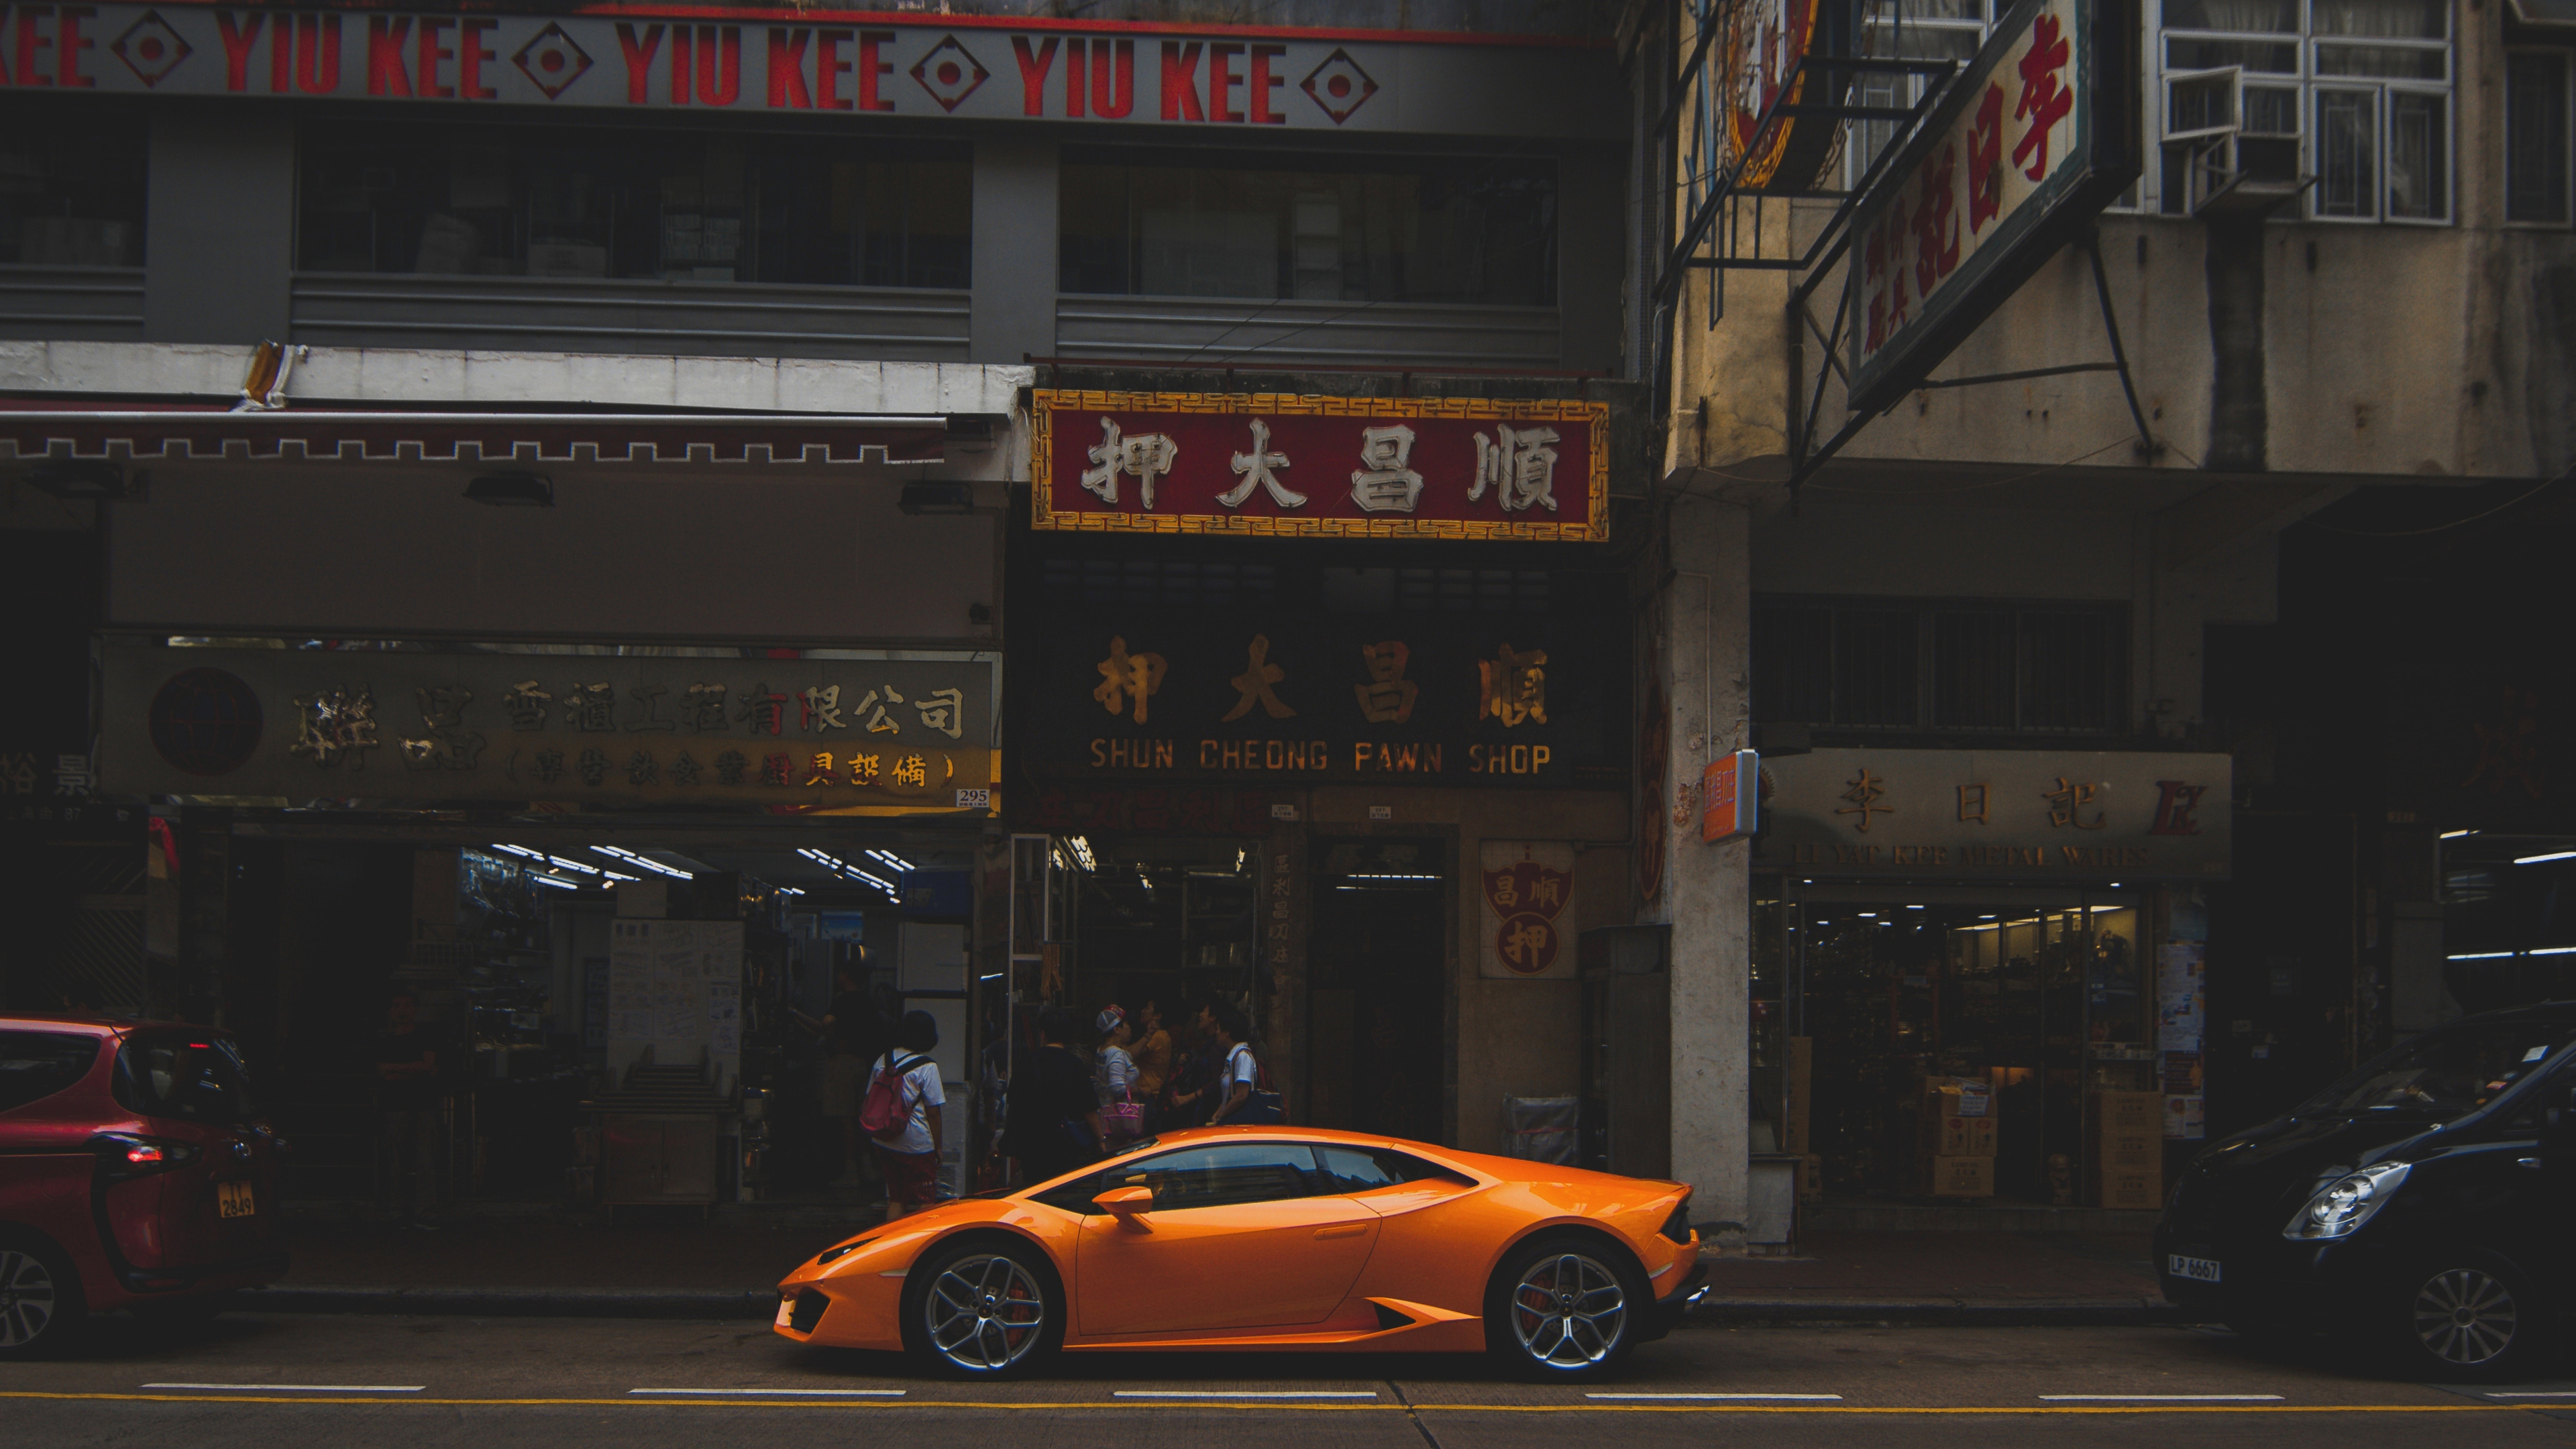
[237,1285,2190,1328]
[1683,1296,2190,1328]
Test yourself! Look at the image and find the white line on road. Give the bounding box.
[2039,1395,2286,1402]
[142,1384,425,1393]
[629,1388,906,1397]
[2485,1392,2576,1399]
[1587,1393,1845,1401]
[1111,1390,1379,1399]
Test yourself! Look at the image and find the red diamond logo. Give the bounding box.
[513,23,592,101]
[1301,48,1377,125]
[910,35,989,113]
[110,11,191,87]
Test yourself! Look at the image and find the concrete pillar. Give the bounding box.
[970,136,1058,366]
[1657,494,1752,1236]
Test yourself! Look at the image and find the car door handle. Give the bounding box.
[1314,1224,1368,1240]
[2517,1157,2544,1171]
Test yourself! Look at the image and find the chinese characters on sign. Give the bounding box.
[1845,0,2138,415]
[1762,749,2231,878]
[1479,840,1576,978]
[1032,391,1609,541]
[101,648,992,810]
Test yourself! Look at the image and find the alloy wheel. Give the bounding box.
[922,1253,1046,1373]
[1508,1251,1629,1369]
[2412,1267,2519,1366]
[0,1249,57,1350]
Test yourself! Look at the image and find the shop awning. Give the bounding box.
[0,402,951,466]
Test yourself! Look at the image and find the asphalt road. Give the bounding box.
[6,1313,2575,1448]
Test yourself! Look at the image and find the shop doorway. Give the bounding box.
[1305,838,1448,1143]
[1765,884,2148,1205]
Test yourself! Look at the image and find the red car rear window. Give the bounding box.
[0,1030,101,1112]
[113,1034,259,1126]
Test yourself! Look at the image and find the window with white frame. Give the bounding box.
[2507,48,2573,225]
[1846,0,1991,191]
[2156,0,2453,222]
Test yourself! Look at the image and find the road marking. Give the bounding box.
[140,1383,425,1393]
[1112,1390,1379,1399]
[1576,1382,1844,1392]
[630,1389,906,1397]
[1587,1393,1845,1401]
[2041,1395,2286,1402]
[2486,1392,2576,1399]
[0,1390,2542,1416]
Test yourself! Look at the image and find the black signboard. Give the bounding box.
[1012,596,1629,792]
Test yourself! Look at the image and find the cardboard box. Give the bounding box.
[1927,1154,1994,1197]
[2098,1164,2162,1210]
[1925,1114,2000,1158]
[2095,1090,2161,1135]
[2100,1128,2160,1168]
[1922,1075,1994,1120]
[1799,1154,1824,1203]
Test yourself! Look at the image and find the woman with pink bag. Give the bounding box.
[1093,1006,1146,1146]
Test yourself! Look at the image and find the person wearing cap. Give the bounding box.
[1093,1004,1136,1110]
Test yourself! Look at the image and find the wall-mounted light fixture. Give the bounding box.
[464,472,555,507]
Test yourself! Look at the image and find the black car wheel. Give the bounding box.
[1485,1234,1647,1381]
[0,1239,84,1360]
[2384,1258,2548,1382]
[900,1238,1061,1379]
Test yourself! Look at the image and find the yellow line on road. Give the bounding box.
[0,1390,2547,1415]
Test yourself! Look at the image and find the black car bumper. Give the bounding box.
[1638,1263,1711,1341]
[2152,1224,2381,1330]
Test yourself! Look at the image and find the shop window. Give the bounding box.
[2155,0,2452,221]
[1754,598,2127,734]
[1846,0,1992,192]
[2508,49,2574,226]
[0,102,148,268]
[1059,146,1556,305]
[296,123,969,286]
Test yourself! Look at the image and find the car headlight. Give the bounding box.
[2282,1161,2410,1240]
[814,1235,877,1267]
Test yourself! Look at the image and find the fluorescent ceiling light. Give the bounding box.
[596,846,692,879]
[866,849,916,873]
[545,855,598,875]
[2516,851,2576,865]
[531,874,580,890]
[2440,829,2473,839]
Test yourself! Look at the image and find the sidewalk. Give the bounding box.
[237,1212,2176,1327]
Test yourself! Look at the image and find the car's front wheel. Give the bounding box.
[901,1238,1061,1379]
[1484,1234,1648,1381]
[0,1238,83,1360]
[2380,1257,2549,1382]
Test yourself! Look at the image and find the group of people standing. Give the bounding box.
[997,996,1274,1185]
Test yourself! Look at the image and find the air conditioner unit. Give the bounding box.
[2162,66,2314,217]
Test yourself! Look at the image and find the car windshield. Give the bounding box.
[2296,1018,2576,1120]
[114,1033,259,1126]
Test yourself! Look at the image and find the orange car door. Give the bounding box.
[1074,1142,1379,1336]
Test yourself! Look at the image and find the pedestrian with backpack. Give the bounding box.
[863,1011,945,1222]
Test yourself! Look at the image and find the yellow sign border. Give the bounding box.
[1030,390,1611,543]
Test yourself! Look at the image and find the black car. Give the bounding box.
[2157,1004,2576,1381]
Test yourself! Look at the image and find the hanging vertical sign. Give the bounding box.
[1480,840,1577,979]
[1844,0,2140,416]
[1701,749,1760,841]
[1722,0,1859,189]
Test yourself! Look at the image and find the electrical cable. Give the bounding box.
[2300,464,2574,538]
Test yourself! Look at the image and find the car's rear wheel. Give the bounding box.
[2379,1257,2549,1382]
[901,1238,1060,1379]
[0,1239,83,1360]
[1485,1234,1647,1381]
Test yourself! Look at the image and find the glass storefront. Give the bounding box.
[1758,881,2154,1205]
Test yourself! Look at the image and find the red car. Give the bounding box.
[0,1015,286,1356]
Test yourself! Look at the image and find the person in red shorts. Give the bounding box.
[867,1012,946,1222]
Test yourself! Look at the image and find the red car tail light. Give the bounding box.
[95,1132,199,1179]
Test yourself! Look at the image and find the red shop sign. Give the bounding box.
[1030,390,1609,542]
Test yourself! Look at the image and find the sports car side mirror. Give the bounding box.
[1093,1186,1155,1228]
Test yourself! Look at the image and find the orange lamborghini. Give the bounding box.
[773,1126,1706,1380]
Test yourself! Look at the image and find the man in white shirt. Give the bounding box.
[1199,999,1262,1126]
[868,1011,947,1221]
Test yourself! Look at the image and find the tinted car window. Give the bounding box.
[0,1031,99,1111]
[1313,1146,1468,1193]
[114,1035,258,1126]
[2298,1020,2574,1120]
[1049,1142,1318,1214]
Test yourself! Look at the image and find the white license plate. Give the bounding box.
[775,1296,798,1329]
[2167,1254,2221,1284]
[217,1181,256,1219]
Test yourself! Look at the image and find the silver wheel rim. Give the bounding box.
[1509,1251,1627,1368]
[0,1250,57,1350]
[2412,1268,2518,1366]
[923,1254,1046,1373]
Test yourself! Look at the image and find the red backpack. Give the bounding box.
[859,1054,929,1141]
